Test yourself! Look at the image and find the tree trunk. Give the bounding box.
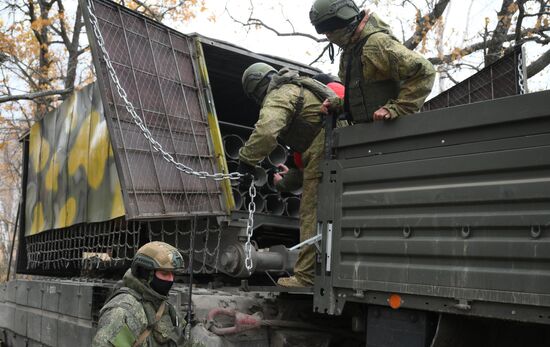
[485,0,517,65]
[64,4,84,92]
[404,0,452,50]
[527,49,550,78]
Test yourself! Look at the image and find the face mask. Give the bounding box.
[326,27,354,48]
[150,275,173,296]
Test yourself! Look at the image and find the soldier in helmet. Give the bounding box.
[238,63,336,288]
[92,241,186,346]
[309,0,435,122]
[273,73,345,193]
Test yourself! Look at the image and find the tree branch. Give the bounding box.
[225,3,327,43]
[429,24,550,65]
[523,11,550,17]
[442,70,460,85]
[515,0,526,44]
[131,0,163,22]
[53,0,71,47]
[527,48,550,78]
[309,43,332,65]
[159,1,188,20]
[63,2,84,90]
[404,0,452,50]
[247,18,328,42]
[485,0,517,64]
[0,88,73,103]
[0,52,8,65]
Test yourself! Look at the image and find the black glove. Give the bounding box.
[237,161,255,191]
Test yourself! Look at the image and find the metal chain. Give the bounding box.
[245,183,256,272]
[86,0,257,271]
[517,51,526,95]
[86,0,240,181]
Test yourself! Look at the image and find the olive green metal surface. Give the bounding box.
[315,90,550,324]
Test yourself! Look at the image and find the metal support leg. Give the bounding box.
[289,234,322,251]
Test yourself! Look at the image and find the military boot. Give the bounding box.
[277,275,313,288]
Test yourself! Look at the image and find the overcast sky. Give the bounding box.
[1,0,548,96]
[170,0,549,93]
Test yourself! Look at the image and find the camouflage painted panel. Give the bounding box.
[26,84,125,235]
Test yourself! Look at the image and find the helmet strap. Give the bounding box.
[328,43,335,64]
[350,10,370,44]
[347,10,365,35]
[253,74,273,105]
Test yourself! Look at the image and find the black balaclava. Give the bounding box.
[150,274,173,296]
[134,266,173,296]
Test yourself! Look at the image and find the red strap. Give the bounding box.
[293,152,304,169]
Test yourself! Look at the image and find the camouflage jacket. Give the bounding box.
[338,13,436,118]
[92,270,184,347]
[239,83,325,180]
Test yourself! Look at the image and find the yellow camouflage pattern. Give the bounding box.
[25,84,125,235]
[338,13,436,118]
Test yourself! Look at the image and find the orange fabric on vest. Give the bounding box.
[292,81,345,169]
[327,82,345,98]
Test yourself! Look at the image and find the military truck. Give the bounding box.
[1,0,550,346]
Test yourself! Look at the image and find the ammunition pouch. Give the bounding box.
[348,78,400,123]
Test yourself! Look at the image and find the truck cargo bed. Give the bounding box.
[315,90,550,324]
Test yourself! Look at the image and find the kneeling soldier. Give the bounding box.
[93,241,186,346]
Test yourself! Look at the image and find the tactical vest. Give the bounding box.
[104,287,184,346]
[269,74,336,153]
[344,34,400,123]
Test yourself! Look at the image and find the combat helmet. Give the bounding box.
[242,62,277,105]
[309,0,361,34]
[131,241,185,280]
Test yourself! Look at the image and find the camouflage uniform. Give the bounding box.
[92,269,184,346]
[273,76,347,195]
[337,13,435,119]
[239,84,324,285]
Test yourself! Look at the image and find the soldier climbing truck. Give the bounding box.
[1,0,550,346]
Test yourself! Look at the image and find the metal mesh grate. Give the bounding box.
[423,45,527,111]
[83,0,224,219]
[146,218,222,274]
[24,217,222,275]
[26,218,140,272]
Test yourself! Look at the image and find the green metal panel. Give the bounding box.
[316,90,550,324]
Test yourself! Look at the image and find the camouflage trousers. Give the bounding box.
[293,177,320,285]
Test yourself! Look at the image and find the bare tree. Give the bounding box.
[226,0,550,81]
[403,0,452,50]
[0,0,208,277]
